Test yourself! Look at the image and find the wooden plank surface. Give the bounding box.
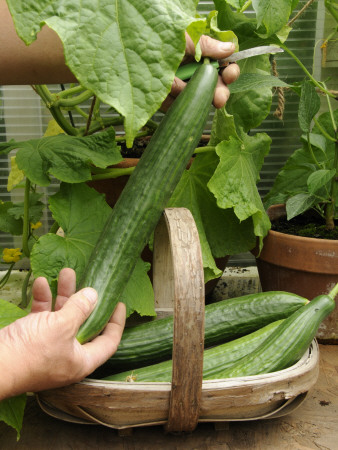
[1,344,337,449]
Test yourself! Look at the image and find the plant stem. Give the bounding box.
[240,0,252,13]
[84,96,97,136]
[306,133,321,168]
[0,263,14,289]
[73,105,89,120]
[194,146,216,154]
[33,85,79,136]
[91,166,135,181]
[19,268,32,309]
[329,283,338,300]
[22,178,31,257]
[287,0,316,26]
[115,129,151,143]
[313,117,336,142]
[281,46,335,98]
[84,116,124,135]
[325,0,338,22]
[52,89,94,108]
[57,85,86,99]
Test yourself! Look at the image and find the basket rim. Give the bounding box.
[79,339,319,391]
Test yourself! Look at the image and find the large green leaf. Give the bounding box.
[168,152,257,281]
[286,193,318,220]
[214,1,257,41]
[263,146,334,210]
[187,11,238,62]
[298,81,321,133]
[264,110,338,210]
[229,73,289,93]
[7,0,198,146]
[30,183,154,317]
[0,394,26,440]
[0,202,23,235]
[7,193,45,224]
[209,107,239,146]
[14,129,121,186]
[119,260,155,318]
[0,300,27,439]
[208,133,271,222]
[0,298,28,329]
[226,55,273,132]
[252,0,293,36]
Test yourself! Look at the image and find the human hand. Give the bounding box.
[0,268,126,400]
[162,33,240,111]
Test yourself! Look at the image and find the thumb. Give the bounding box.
[199,35,236,59]
[58,287,98,332]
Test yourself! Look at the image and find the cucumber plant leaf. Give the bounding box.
[264,110,338,211]
[307,169,336,194]
[7,157,25,192]
[226,55,274,132]
[0,202,23,235]
[286,193,318,220]
[0,300,28,439]
[7,0,198,146]
[0,394,26,440]
[208,133,271,220]
[7,193,45,224]
[298,81,321,133]
[229,73,289,93]
[0,298,28,329]
[208,132,271,248]
[30,183,154,317]
[12,129,121,186]
[252,0,293,36]
[168,152,257,281]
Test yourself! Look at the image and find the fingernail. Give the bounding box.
[82,288,97,304]
[219,42,236,52]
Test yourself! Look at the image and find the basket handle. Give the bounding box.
[153,207,205,433]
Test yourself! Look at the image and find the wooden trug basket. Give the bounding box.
[37,208,319,432]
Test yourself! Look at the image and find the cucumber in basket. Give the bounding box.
[217,290,336,379]
[104,320,284,382]
[104,287,336,382]
[96,291,308,375]
[76,61,218,343]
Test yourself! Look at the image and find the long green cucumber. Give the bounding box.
[103,320,284,382]
[94,291,308,376]
[217,292,336,378]
[76,62,218,343]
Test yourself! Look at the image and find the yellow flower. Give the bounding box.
[31,221,42,230]
[2,248,22,263]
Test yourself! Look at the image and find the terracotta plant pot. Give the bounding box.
[253,204,338,343]
[88,158,228,296]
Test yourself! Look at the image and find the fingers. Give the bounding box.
[221,63,240,85]
[185,32,236,59]
[171,33,240,110]
[161,77,186,112]
[57,287,98,332]
[199,35,236,59]
[213,65,240,109]
[81,302,126,373]
[55,268,77,311]
[213,76,230,109]
[31,276,52,313]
